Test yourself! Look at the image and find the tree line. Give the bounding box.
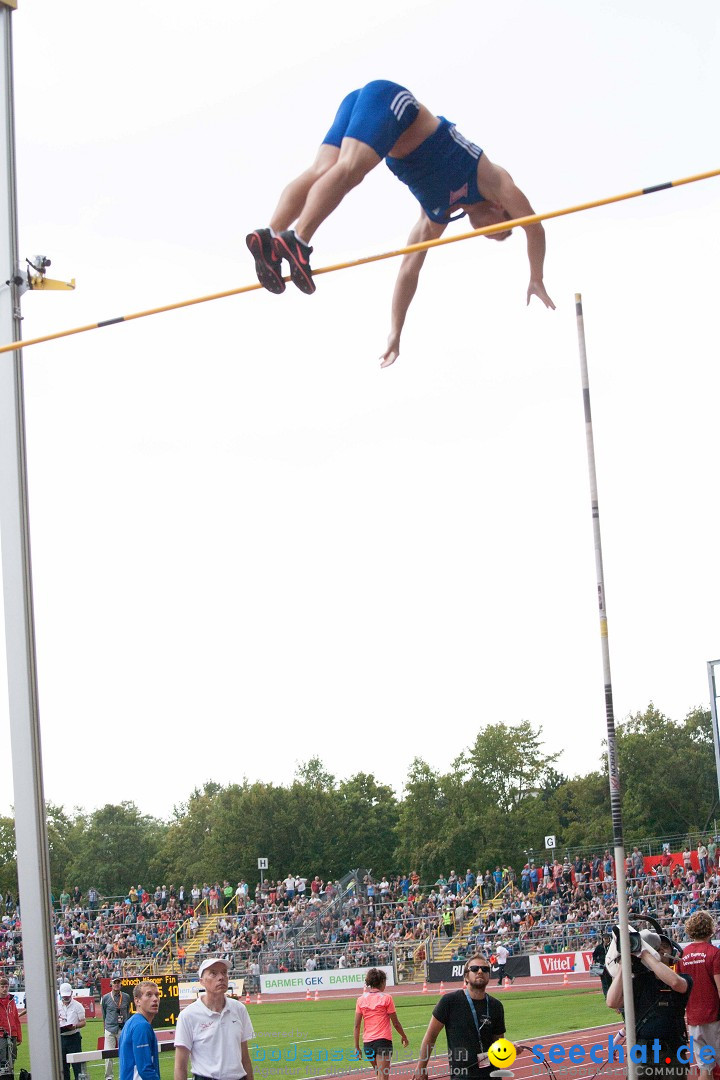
[0,704,716,900]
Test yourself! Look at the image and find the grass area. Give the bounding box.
[13,988,614,1080]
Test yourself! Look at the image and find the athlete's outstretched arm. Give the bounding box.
[380,213,446,368]
[476,155,555,310]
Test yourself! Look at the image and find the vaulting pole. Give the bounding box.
[575,293,637,1078]
[0,167,718,357]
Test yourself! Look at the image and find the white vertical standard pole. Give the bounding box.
[707,661,720,808]
[575,293,637,1079]
[0,6,64,1079]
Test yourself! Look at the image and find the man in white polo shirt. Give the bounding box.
[174,959,254,1080]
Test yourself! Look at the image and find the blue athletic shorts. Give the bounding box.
[385,117,485,223]
[322,80,420,159]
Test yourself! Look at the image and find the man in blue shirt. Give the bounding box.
[246,79,554,364]
[118,982,160,1080]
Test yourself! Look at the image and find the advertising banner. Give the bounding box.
[428,956,530,984]
[529,951,594,976]
[260,965,394,996]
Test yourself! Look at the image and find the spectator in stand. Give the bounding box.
[354,967,408,1080]
[101,975,131,1080]
[684,848,694,873]
[709,840,717,871]
[658,848,673,887]
[118,981,160,1080]
[58,982,86,1080]
[698,843,709,877]
[678,912,720,1080]
[283,875,296,903]
[87,887,99,921]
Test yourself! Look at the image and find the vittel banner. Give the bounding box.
[260,964,395,995]
[530,951,593,976]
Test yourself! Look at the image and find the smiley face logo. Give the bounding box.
[488,1039,517,1069]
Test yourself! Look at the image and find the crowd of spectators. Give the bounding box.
[2,837,719,989]
[436,842,720,963]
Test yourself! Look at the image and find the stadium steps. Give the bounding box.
[434,884,516,961]
[154,913,221,975]
[136,904,221,977]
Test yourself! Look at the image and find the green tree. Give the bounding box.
[616,703,717,837]
[395,759,452,879]
[335,773,398,874]
[0,815,17,896]
[152,782,224,885]
[64,802,166,896]
[455,721,561,814]
[548,771,611,850]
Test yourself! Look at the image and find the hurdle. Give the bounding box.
[66,1040,177,1066]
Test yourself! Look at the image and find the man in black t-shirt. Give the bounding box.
[414,954,506,1080]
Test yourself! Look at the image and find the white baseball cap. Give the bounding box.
[59,983,73,996]
[198,957,231,979]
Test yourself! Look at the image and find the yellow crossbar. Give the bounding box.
[1,167,718,357]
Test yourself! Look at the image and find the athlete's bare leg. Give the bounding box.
[294,137,382,242]
[375,1050,392,1080]
[269,145,339,233]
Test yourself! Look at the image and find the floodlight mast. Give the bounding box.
[575,294,637,1080]
[0,5,64,1080]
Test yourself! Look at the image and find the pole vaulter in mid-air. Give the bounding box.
[246,78,556,367]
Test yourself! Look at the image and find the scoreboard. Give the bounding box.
[119,974,180,1029]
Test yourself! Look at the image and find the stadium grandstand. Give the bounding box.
[1,834,719,993]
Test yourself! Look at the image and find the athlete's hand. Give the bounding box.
[401,1035,410,1048]
[380,332,401,368]
[527,279,556,309]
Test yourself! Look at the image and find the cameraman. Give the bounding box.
[101,977,131,1080]
[606,930,691,1078]
[0,976,22,1080]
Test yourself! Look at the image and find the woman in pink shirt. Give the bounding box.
[354,968,409,1080]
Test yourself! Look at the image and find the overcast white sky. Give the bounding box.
[1,0,719,822]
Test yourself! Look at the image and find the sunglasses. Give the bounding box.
[467,965,491,974]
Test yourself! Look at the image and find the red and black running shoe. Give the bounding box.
[246,228,286,294]
[274,230,316,295]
